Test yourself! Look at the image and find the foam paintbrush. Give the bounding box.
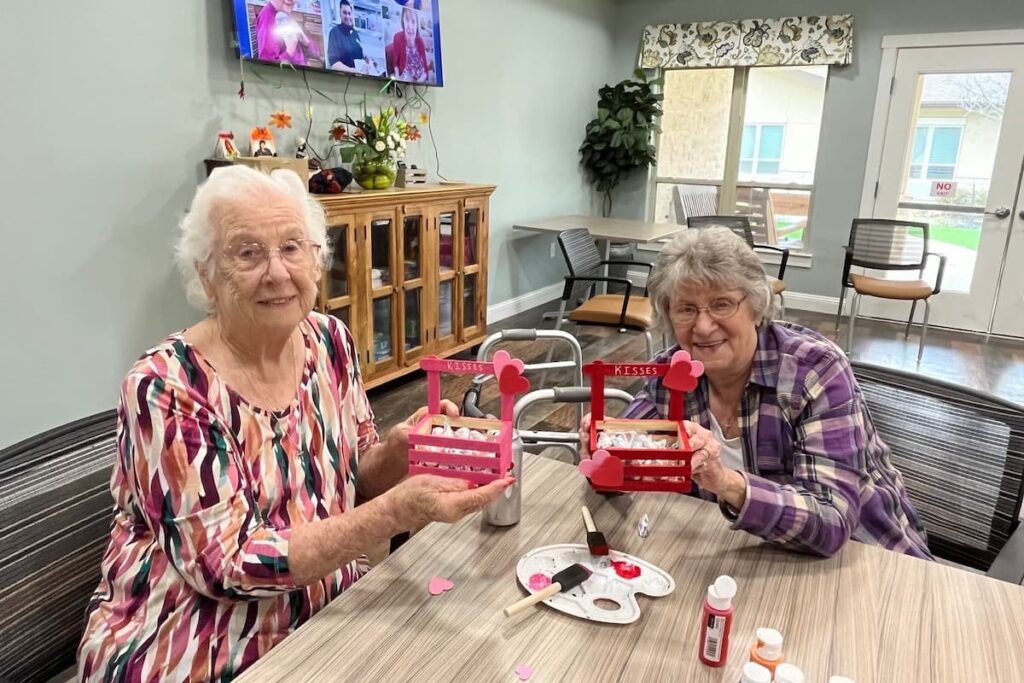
[502,564,591,617]
[581,505,609,556]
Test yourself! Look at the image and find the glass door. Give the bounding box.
[461,199,487,341]
[320,215,359,334]
[359,211,399,377]
[431,204,459,353]
[868,44,1024,333]
[399,206,429,363]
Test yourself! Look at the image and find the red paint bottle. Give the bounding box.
[698,575,737,668]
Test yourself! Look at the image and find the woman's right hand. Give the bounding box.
[385,474,513,529]
[578,412,592,459]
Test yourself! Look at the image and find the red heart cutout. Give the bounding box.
[498,365,530,395]
[578,449,625,487]
[663,350,704,393]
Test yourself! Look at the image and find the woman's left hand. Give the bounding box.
[386,400,460,455]
[685,421,744,503]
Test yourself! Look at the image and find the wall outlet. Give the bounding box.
[550,242,557,258]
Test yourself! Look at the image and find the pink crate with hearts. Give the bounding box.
[408,351,530,486]
[580,350,704,493]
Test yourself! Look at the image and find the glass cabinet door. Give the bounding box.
[460,199,486,340]
[360,212,398,378]
[320,216,359,336]
[400,207,428,363]
[432,205,460,353]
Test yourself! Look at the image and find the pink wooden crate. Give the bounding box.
[580,351,705,493]
[408,352,529,486]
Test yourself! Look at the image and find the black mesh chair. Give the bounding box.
[836,218,946,362]
[687,215,789,315]
[554,228,654,358]
[852,361,1024,582]
[0,412,118,682]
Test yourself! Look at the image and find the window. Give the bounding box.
[652,65,828,249]
[909,124,963,180]
[740,124,784,176]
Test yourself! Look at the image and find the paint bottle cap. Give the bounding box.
[775,663,805,683]
[753,627,784,660]
[706,574,736,610]
[828,677,856,683]
[739,661,772,683]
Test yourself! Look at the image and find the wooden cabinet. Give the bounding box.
[315,184,495,389]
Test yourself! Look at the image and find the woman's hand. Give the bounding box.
[386,399,460,454]
[685,420,746,510]
[358,400,460,500]
[578,412,593,459]
[385,474,514,529]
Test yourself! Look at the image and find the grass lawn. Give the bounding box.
[775,225,979,251]
[930,224,981,250]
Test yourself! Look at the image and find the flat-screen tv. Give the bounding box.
[232,0,444,86]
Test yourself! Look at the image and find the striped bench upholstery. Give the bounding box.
[851,362,1024,573]
[0,412,117,683]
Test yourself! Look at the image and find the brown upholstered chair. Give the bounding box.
[836,218,947,362]
[554,228,655,358]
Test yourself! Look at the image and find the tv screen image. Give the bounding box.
[233,0,445,86]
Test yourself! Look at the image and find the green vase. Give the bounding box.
[352,155,397,190]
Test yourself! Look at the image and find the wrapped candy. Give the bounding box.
[597,430,679,450]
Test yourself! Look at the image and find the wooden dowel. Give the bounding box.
[581,505,597,533]
[502,582,562,617]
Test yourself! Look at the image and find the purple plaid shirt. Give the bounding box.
[624,322,932,559]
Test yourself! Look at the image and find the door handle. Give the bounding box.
[985,206,1011,219]
[1019,209,1024,220]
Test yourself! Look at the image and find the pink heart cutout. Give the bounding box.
[498,365,530,395]
[515,665,534,681]
[663,350,704,393]
[577,449,625,487]
[428,576,454,596]
[491,350,525,378]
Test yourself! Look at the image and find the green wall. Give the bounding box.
[0,0,614,448]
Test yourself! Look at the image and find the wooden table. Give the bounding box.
[239,456,1024,682]
[513,214,685,297]
[513,214,687,246]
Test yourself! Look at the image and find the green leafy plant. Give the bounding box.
[579,69,663,216]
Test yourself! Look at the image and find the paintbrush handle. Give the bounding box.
[502,582,562,617]
[581,505,597,533]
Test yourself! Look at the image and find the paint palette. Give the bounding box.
[514,544,674,624]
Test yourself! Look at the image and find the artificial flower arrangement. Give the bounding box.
[328,106,423,190]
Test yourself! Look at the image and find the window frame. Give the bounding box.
[909,119,965,181]
[647,65,828,250]
[740,123,786,176]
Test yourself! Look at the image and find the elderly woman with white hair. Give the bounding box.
[77,166,511,681]
[581,227,931,559]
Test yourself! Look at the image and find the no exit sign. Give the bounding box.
[930,181,957,197]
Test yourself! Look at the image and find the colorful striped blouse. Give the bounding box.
[623,322,932,559]
[78,313,377,681]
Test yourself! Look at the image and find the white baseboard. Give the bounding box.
[781,292,840,314]
[626,270,841,315]
[487,282,563,323]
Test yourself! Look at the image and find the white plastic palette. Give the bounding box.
[515,543,674,624]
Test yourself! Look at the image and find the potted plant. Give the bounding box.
[579,69,663,216]
[329,106,421,190]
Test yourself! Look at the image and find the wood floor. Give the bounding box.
[368,304,1024,437]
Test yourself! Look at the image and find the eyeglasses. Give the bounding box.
[670,295,747,326]
[224,239,322,273]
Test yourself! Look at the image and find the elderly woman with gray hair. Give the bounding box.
[581,227,930,559]
[77,166,511,681]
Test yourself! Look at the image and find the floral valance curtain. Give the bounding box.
[640,15,854,69]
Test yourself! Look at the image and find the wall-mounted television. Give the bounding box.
[232,0,444,86]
